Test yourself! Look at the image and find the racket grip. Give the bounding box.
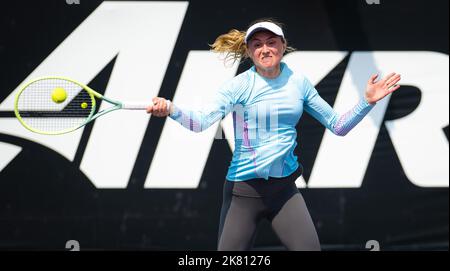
[121,103,150,110]
[122,100,171,112]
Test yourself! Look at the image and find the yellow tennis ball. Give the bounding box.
[51,87,67,103]
[80,102,88,109]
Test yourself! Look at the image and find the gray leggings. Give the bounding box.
[218,171,321,251]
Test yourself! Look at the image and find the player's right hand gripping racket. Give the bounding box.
[14,76,167,135]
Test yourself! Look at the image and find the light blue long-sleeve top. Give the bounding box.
[169,62,375,181]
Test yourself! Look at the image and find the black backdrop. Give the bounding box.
[0,0,448,250]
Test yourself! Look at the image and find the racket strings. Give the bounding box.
[17,78,94,133]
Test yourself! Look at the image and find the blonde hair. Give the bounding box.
[210,29,247,65]
[210,19,295,65]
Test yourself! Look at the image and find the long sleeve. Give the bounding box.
[168,91,233,133]
[168,73,250,133]
[303,77,375,136]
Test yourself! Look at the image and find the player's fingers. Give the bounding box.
[156,99,164,110]
[383,72,396,83]
[150,98,159,110]
[385,74,401,87]
[161,100,169,115]
[157,100,165,112]
[146,105,153,114]
[369,73,379,84]
[388,77,401,89]
[387,84,401,94]
[151,97,169,116]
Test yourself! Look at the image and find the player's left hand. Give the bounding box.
[365,72,401,104]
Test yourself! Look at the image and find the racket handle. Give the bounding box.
[121,103,149,110]
[122,100,171,112]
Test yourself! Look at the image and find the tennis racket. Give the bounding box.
[14,76,165,135]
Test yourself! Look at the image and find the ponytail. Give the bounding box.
[210,29,248,65]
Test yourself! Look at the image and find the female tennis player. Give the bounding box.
[147,19,401,251]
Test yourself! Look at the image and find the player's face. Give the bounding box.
[247,31,286,75]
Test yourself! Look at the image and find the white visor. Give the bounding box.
[244,22,285,44]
